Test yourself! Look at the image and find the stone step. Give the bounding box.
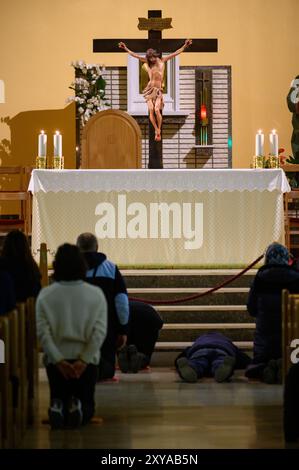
[162,323,255,330]
[128,287,250,293]
[156,341,253,351]
[158,328,254,342]
[123,269,257,288]
[157,305,247,311]
[128,289,249,305]
[157,306,253,324]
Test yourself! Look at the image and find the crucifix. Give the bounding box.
[93,10,218,169]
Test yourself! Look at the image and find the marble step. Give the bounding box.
[155,341,253,351]
[158,328,254,342]
[156,305,253,324]
[128,287,249,305]
[162,323,255,329]
[123,269,257,288]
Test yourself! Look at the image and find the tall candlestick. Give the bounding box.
[269,129,279,157]
[255,129,264,156]
[53,131,62,157]
[38,130,47,157]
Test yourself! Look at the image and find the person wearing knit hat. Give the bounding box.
[245,243,299,383]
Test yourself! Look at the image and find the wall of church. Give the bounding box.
[0,0,298,169]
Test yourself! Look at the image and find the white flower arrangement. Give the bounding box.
[67,60,110,126]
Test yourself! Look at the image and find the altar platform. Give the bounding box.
[28,169,290,267]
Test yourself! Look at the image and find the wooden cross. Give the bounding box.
[93,10,218,169]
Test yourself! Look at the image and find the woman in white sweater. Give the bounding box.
[36,244,107,429]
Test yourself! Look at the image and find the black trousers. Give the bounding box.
[46,362,97,424]
[99,301,163,378]
[127,301,164,366]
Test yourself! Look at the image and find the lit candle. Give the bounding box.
[38,130,47,157]
[53,131,62,157]
[255,129,264,156]
[269,129,279,157]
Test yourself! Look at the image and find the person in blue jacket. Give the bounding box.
[77,232,163,379]
[245,243,299,383]
[175,332,251,383]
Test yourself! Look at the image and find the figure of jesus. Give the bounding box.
[118,39,192,141]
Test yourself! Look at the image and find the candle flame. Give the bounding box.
[41,130,45,134]
[258,129,262,134]
[271,129,277,134]
[55,130,60,135]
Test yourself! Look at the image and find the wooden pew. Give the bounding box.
[9,309,22,447]
[0,315,13,448]
[282,290,299,379]
[16,303,28,433]
[26,297,39,425]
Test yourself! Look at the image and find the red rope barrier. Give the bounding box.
[128,253,264,305]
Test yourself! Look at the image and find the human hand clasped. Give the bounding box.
[56,359,87,379]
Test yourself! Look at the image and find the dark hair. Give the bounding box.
[76,232,98,252]
[145,48,160,67]
[2,230,40,281]
[53,243,87,281]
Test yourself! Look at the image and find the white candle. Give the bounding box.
[54,131,62,157]
[255,130,264,156]
[270,129,279,157]
[38,130,47,157]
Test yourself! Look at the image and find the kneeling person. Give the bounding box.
[36,244,107,429]
[77,233,129,379]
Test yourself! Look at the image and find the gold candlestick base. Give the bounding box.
[52,156,64,170]
[268,155,280,168]
[36,156,47,169]
[253,155,265,168]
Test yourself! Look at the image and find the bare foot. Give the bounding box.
[155,130,161,141]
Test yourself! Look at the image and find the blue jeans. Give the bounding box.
[187,348,228,378]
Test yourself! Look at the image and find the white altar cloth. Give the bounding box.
[29,169,290,267]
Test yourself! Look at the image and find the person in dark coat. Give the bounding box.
[0,230,41,302]
[77,233,129,380]
[245,242,299,383]
[175,332,251,383]
[77,233,163,378]
[126,300,163,370]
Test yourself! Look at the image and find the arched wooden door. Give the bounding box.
[81,109,142,168]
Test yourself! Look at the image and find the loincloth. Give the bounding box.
[143,85,164,108]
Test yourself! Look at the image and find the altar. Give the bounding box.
[28,169,290,267]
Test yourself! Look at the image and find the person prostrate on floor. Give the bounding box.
[245,242,299,384]
[175,332,251,383]
[36,244,107,429]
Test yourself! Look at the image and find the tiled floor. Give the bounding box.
[21,368,287,449]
